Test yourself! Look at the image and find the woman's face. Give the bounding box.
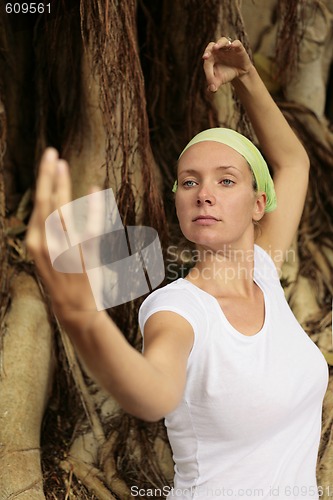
[175,141,266,252]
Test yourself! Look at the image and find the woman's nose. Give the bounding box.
[196,187,216,205]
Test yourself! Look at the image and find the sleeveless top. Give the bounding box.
[138,245,328,499]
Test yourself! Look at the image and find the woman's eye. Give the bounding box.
[182,180,197,187]
[221,179,234,186]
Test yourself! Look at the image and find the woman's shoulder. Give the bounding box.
[140,278,205,310]
[254,244,282,287]
[139,278,208,333]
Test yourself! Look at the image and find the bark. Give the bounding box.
[0,272,54,499]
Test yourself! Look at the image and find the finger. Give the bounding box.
[26,149,59,254]
[78,189,108,272]
[213,36,234,50]
[229,39,243,51]
[85,189,107,238]
[53,159,72,209]
[86,186,105,237]
[203,58,218,92]
[202,41,216,59]
[35,148,59,206]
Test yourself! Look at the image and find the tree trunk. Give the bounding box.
[0,272,54,499]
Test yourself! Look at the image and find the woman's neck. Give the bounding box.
[185,243,257,298]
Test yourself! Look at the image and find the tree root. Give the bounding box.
[60,458,117,500]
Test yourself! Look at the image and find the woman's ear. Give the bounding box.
[252,192,266,222]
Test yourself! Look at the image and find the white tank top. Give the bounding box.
[139,245,328,499]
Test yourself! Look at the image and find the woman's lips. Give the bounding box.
[193,215,220,225]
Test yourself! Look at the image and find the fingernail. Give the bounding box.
[45,148,57,161]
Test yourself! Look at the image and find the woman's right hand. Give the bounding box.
[26,148,101,327]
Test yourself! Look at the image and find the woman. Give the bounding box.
[26,38,328,498]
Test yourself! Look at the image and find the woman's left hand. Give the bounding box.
[202,37,253,92]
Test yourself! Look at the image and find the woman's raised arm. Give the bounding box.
[203,37,310,267]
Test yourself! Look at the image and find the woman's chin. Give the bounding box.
[186,235,233,253]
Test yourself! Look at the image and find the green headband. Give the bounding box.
[172,128,277,213]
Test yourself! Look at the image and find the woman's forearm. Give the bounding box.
[232,65,309,172]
